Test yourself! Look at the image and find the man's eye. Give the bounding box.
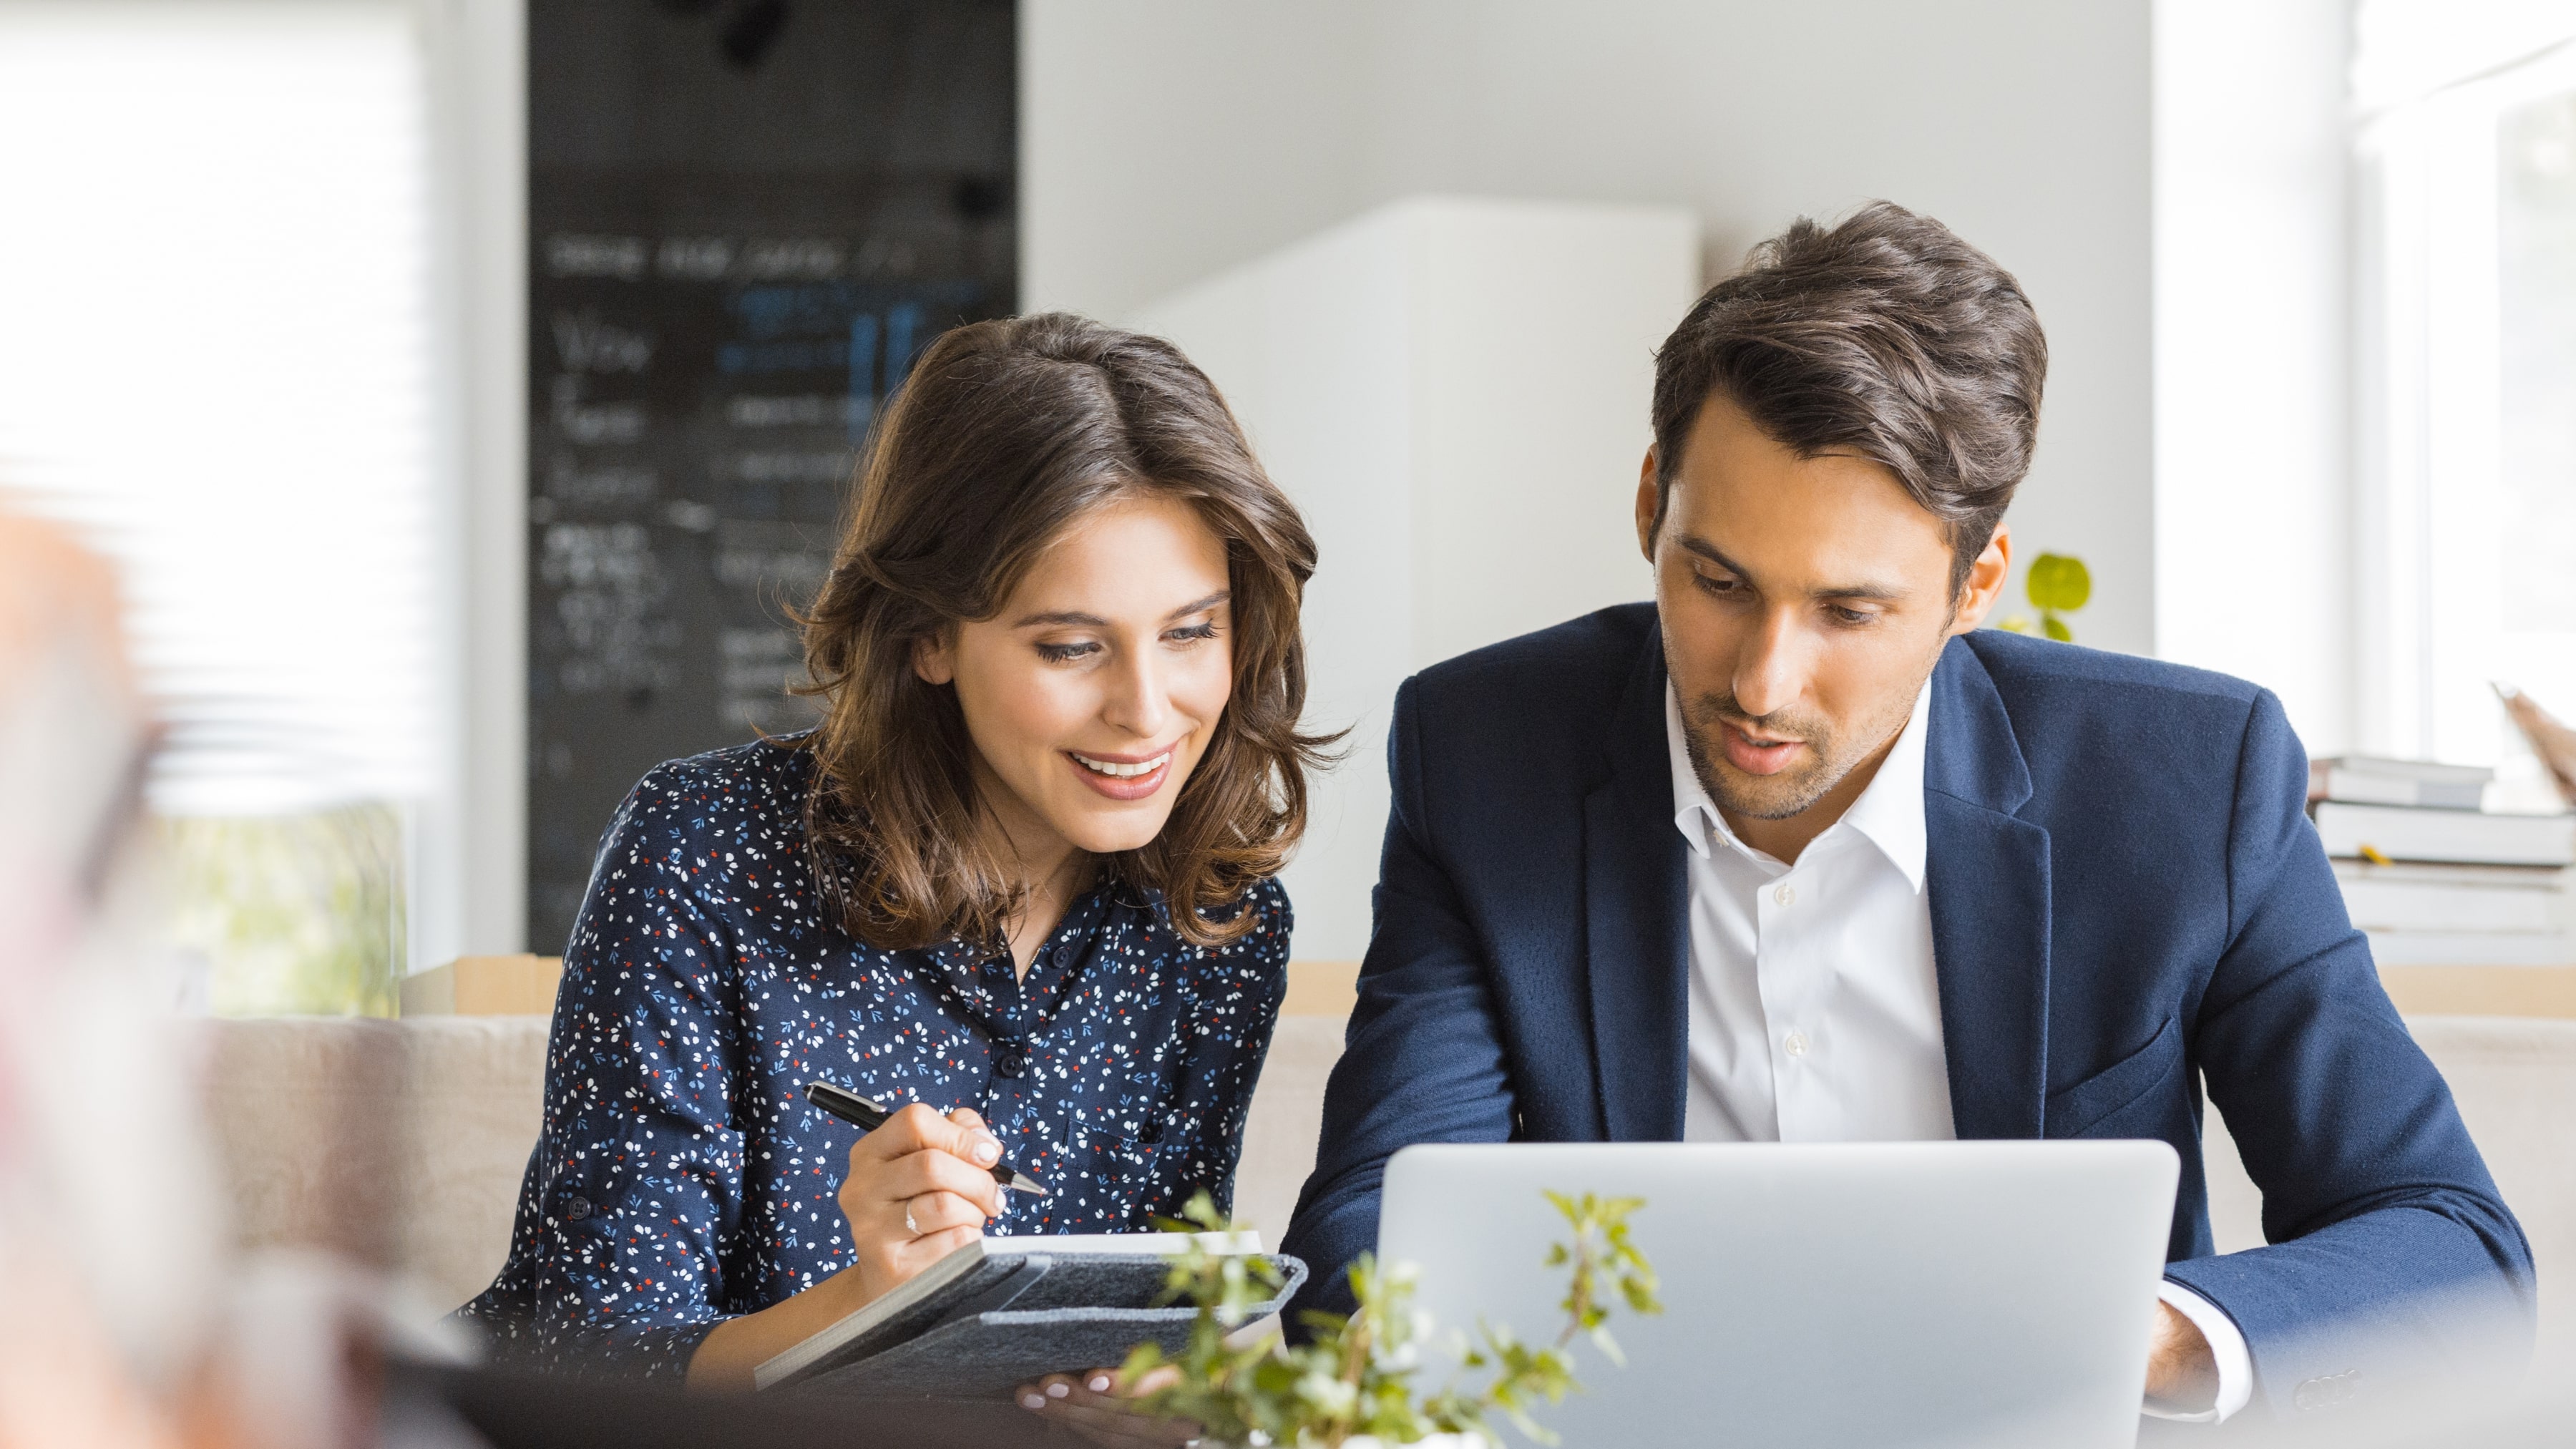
[1830,607,1878,626]
[1692,572,1742,597]
[1035,641,1099,663]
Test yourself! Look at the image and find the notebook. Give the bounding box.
[752,1231,1306,1400]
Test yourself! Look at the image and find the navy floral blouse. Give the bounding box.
[459,737,1292,1380]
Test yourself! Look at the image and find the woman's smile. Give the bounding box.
[1066,744,1179,799]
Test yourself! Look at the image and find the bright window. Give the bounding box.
[2355,7,2576,805]
[0,2,453,1011]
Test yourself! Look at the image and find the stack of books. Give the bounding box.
[2311,756,2575,967]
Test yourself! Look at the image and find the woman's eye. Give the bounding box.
[1035,640,1099,663]
[1166,620,1220,645]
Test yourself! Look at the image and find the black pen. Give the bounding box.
[806,1080,1049,1197]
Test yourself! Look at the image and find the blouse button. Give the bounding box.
[560,1194,592,1222]
[994,1043,1030,1078]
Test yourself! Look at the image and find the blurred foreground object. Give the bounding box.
[0,508,465,1448]
[0,509,213,1446]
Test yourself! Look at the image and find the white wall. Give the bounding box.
[445,0,527,956]
[1135,197,1698,960]
[1024,0,2157,658]
[1131,210,1410,968]
[2152,0,2354,755]
[1022,0,1376,325]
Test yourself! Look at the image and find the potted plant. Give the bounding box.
[1118,1190,1662,1448]
[1997,550,2091,642]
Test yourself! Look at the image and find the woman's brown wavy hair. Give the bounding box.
[796,312,1335,952]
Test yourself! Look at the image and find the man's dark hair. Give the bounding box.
[1649,201,2047,597]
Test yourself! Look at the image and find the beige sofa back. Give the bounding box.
[201,1013,1353,1311]
[205,1016,548,1304]
[206,1014,2575,1365]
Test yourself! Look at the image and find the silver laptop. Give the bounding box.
[1378,1141,2179,1448]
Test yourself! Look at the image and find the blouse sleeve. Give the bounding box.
[489,763,756,1380]
[1166,878,1293,1216]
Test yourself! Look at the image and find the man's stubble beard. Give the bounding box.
[1675,655,1941,825]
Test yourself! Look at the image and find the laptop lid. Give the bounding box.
[1377,1141,2179,1449]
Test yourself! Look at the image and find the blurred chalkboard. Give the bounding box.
[527,0,1015,951]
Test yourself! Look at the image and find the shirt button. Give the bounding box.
[1773,883,1797,907]
[1783,1030,1810,1058]
[560,1194,592,1222]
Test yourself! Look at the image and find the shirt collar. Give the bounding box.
[1840,678,1932,892]
[1663,675,1932,892]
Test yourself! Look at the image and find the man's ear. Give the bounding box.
[1634,448,1661,563]
[912,628,958,686]
[1948,522,2013,635]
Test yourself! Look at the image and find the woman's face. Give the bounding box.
[915,492,1235,863]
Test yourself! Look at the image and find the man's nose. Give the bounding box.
[1731,608,1811,721]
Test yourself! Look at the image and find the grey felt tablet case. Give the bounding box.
[786,1252,1307,1402]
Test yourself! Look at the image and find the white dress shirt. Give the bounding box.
[1664,680,2253,1423]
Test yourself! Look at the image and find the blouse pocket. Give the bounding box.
[1094,1130,1167,1186]
[1070,1127,1171,1224]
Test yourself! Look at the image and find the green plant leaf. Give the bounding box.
[1131,1187,1662,1446]
[2043,613,2074,643]
[2026,552,2092,613]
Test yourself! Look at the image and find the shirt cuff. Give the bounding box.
[2142,1280,2253,1423]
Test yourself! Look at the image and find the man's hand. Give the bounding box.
[2145,1299,2219,1413]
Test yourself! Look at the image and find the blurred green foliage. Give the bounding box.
[1123,1189,1661,1446]
[1998,552,2092,643]
[159,803,404,1017]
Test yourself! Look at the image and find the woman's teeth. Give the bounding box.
[1072,751,1169,779]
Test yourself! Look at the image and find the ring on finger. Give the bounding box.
[904,1196,921,1236]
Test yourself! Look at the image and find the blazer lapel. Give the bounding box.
[1923,638,2052,1140]
[1583,627,1692,1142]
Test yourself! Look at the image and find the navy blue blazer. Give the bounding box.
[1279,604,2532,1418]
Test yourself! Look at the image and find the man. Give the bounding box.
[1277,203,2531,1423]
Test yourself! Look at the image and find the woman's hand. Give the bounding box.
[687,1103,1005,1390]
[1017,1364,1199,1448]
[835,1103,1007,1306]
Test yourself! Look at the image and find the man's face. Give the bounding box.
[1636,393,2008,836]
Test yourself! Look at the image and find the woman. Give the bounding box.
[463,314,1332,1413]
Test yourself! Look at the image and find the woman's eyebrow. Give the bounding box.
[1009,590,1230,630]
[1163,589,1229,621]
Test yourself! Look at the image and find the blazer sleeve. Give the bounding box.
[2165,689,2534,1415]
[1277,676,1521,1322]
